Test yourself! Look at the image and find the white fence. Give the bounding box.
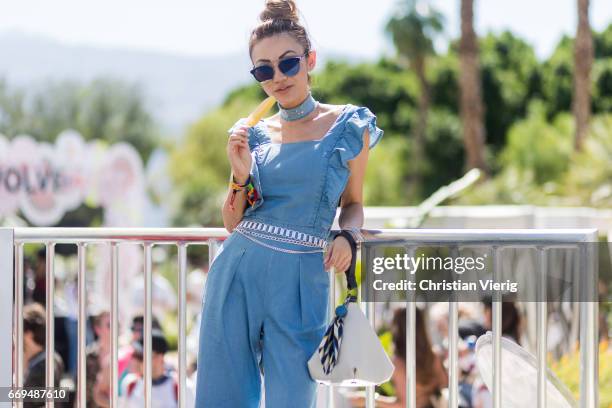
[0,227,600,408]
[361,205,612,230]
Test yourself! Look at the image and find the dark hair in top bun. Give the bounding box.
[259,0,299,23]
[249,0,311,58]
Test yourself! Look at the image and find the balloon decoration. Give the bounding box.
[1,130,150,320]
[0,130,145,227]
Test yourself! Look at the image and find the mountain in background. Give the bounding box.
[0,31,366,137]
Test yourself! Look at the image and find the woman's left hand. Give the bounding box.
[324,235,352,273]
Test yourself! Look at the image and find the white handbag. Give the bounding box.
[307,231,394,386]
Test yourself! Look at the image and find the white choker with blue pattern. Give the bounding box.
[278,93,318,121]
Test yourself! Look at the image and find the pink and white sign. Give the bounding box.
[1,131,151,320]
[0,131,145,226]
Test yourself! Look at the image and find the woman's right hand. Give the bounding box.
[227,124,252,183]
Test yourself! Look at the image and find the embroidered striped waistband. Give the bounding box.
[235,220,328,249]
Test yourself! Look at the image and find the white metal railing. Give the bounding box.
[1,227,600,408]
[355,228,598,408]
[362,205,612,230]
[1,229,13,408]
[5,228,227,408]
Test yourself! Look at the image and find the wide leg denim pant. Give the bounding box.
[195,232,329,407]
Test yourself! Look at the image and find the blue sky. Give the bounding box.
[1,0,611,60]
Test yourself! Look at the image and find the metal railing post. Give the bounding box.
[15,243,24,391]
[580,242,598,408]
[45,242,56,408]
[77,243,87,407]
[536,248,547,408]
[405,246,417,408]
[364,243,376,408]
[144,243,153,408]
[448,300,459,408]
[110,243,119,408]
[327,264,336,408]
[0,228,14,408]
[492,246,502,408]
[177,243,188,408]
[448,247,460,408]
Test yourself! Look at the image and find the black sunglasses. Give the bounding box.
[250,53,308,83]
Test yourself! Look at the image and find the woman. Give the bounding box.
[481,300,521,344]
[385,307,448,408]
[472,300,522,408]
[195,1,383,406]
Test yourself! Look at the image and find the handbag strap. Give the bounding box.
[316,230,359,375]
[331,230,358,300]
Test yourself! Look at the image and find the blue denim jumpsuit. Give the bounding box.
[195,104,383,407]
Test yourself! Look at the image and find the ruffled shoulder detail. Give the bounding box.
[227,118,268,152]
[317,105,385,230]
[330,105,384,166]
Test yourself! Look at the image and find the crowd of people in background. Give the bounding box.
[18,248,203,407]
[345,300,522,408]
[18,248,561,408]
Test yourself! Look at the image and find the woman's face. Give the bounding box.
[483,306,492,329]
[250,33,316,108]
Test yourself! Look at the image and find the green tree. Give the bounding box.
[458,103,574,205]
[500,103,574,186]
[541,26,612,119]
[459,0,487,172]
[594,23,612,58]
[573,0,594,150]
[435,31,543,159]
[541,36,574,118]
[564,114,612,206]
[0,78,159,161]
[592,25,612,113]
[477,32,542,163]
[385,0,444,198]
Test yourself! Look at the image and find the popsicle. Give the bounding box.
[246,96,277,127]
[227,96,277,191]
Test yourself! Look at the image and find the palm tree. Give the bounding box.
[459,0,487,172]
[386,0,443,201]
[573,0,593,151]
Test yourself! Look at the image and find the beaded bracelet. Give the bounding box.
[230,175,250,190]
[229,175,259,211]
